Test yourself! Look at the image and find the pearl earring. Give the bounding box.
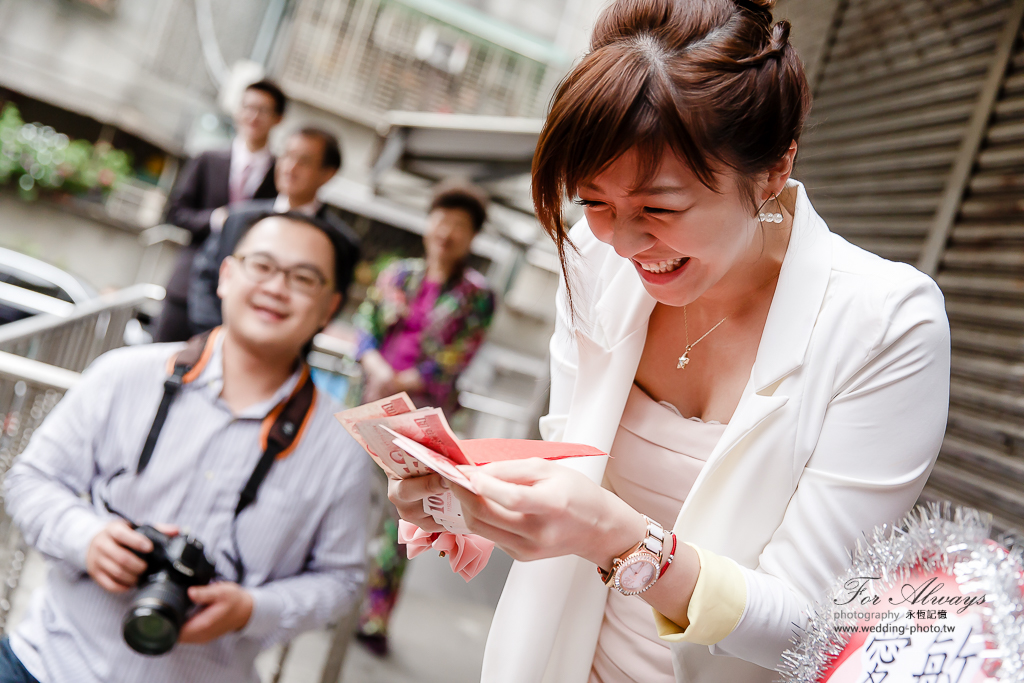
[757,193,783,224]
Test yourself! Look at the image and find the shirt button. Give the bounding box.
[205,471,215,480]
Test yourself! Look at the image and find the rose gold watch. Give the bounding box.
[597,516,666,596]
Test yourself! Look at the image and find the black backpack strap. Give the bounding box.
[234,370,317,518]
[137,330,215,475]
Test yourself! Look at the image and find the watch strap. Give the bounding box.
[598,538,644,586]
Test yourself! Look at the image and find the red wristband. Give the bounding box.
[658,532,677,578]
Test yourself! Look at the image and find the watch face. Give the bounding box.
[615,554,659,595]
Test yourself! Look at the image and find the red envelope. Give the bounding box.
[461,439,606,465]
[385,431,606,494]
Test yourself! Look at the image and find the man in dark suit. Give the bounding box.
[155,80,287,342]
[188,127,360,334]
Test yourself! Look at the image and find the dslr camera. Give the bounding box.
[121,525,216,655]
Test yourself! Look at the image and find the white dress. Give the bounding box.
[590,384,726,683]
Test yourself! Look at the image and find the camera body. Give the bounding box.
[122,525,216,656]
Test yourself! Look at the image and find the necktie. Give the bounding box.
[231,159,255,205]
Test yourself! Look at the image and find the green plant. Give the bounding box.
[0,102,132,200]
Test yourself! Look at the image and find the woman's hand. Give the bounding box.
[387,473,448,533]
[452,459,647,568]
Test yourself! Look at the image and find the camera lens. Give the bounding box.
[122,575,192,655]
[123,607,177,655]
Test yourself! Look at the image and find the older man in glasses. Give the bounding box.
[2,213,369,683]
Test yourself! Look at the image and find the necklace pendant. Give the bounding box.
[677,350,690,369]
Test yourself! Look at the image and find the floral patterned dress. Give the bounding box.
[354,257,495,413]
[352,258,495,643]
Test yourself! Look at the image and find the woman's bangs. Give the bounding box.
[561,68,716,198]
[553,48,662,198]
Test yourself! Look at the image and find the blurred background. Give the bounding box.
[1,0,1023,680]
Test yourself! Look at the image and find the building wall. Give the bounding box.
[0,0,270,153]
[0,193,179,292]
[774,0,841,87]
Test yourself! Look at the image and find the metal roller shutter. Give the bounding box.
[927,22,1024,535]
[800,0,1024,534]
[800,0,1013,264]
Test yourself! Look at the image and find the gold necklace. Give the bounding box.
[677,307,728,369]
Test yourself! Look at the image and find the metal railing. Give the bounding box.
[307,333,365,409]
[0,284,165,372]
[456,343,549,440]
[0,287,161,633]
[0,354,81,631]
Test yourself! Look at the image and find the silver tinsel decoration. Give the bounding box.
[779,502,1024,683]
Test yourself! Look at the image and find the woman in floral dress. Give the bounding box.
[353,182,495,654]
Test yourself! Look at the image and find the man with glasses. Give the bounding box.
[188,127,357,336]
[155,79,286,343]
[2,213,369,683]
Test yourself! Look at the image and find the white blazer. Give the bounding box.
[480,181,951,683]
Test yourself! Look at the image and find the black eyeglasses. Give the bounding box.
[240,103,278,119]
[233,253,330,296]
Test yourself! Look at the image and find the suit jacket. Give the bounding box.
[163,148,276,299]
[187,199,360,333]
[480,181,951,683]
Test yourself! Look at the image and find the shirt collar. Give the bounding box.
[274,194,322,216]
[190,331,303,419]
[232,136,272,168]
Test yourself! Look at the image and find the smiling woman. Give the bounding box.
[385,1,951,682]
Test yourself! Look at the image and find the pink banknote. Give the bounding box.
[335,393,416,472]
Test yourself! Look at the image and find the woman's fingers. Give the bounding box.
[472,459,554,485]
[462,468,556,516]
[387,474,449,532]
[449,481,532,535]
[388,473,446,505]
[412,517,446,534]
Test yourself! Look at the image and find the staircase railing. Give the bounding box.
[0,352,80,630]
[0,284,165,372]
[0,286,162,631]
